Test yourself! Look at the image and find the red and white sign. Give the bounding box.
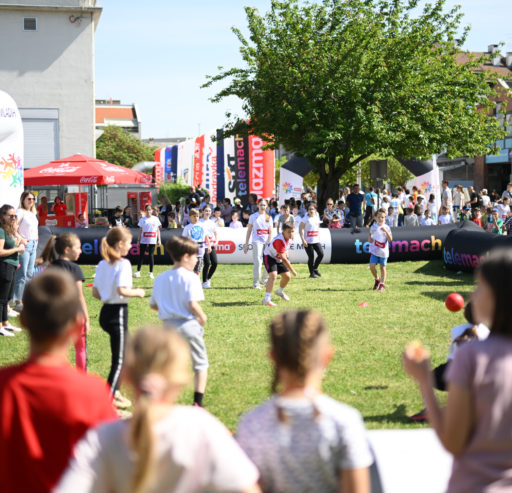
[249,135,275,200]
[193,135,204,188]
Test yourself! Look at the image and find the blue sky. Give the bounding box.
[94,0,512,139]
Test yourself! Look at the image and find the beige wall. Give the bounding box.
[0,8,98,165]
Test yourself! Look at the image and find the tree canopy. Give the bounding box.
[96,126,157,168]
[204,0,505,206]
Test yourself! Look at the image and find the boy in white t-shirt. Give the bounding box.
[182,208,211,276]
[150,236,209,407]
[496,197,511,222]
[369,208,393,291]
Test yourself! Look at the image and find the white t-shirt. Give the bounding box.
[385,215,394,227]
[230,221,242,229]
[390,198,401,214]
[93,259,133,304]
[200,218,217,242]
[16,208,39,241]
[480,195,491,208]
[302,216,321,244]
[442,188,453,208]
[55,406,258,493]
[150,267,204,320]
[249,212,272,243]
[447,323,490,360]
[438,213,453,224]
[182,223,207,257]
[138,216,161,245]
[237,394,373,493]
[496,204,510,221]
[369,222,390,258]
[420,217,434,226]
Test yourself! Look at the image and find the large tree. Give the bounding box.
[204,0,505,207]
[96,125,157,168]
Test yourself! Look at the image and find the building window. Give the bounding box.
[23,17,37,31]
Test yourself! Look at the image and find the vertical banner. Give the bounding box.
[216,129,225,201]
[234,134,250,203]
[0,90,23,209]
[406,155,441,211]
[177,138,194,186]
[193,135,204,188]
[170,145,178,183]
[224,136,236,202]
[279,168,304,204]
[202,130,217,204]
[163,146,174,183]
[249,134,275,200]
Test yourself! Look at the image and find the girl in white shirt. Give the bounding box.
[56,326,260,493]
[93,227,145,410]
[134,204,161,280]
[299,204,324,278]
[200,205,218,289]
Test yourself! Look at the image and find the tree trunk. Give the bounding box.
[316,158,342,212]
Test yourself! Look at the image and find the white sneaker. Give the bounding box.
[252,282,262,290]
[262,299,276,307]
[202,280,211,289]
[133,271,141,278]
[149,272,154,279]
[4,325,22,333]
[0,327,15,337]
[275,288,290,301]
[7,306,17,318]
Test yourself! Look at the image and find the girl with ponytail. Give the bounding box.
[92,227,145,412]
[237,310,373,493]
[56,326,261,493]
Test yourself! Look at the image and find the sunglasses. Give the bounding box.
[5,214,16,219]
[26,197,35,201]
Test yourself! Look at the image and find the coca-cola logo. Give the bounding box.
[105,176,115,184]
[216,241,236,254]
[80,176,98,184]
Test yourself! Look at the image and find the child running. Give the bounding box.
[150,236,209,407]
[56,326,260,493]
[182,208,210,276]
[237,310,373,492]
[369,208,393,291]
[299,203,324,278]
[41,234,89,371]
[262,223,297,306]
[134,204,161,279]
[93,227,145,412]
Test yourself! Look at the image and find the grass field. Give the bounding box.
[0,260,476,431]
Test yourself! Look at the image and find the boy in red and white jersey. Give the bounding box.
[244,199,273,289]
[262,223,297,306]
[369,208,393,291]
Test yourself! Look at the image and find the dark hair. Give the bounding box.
[21,270,80,343]
[214,206,221,213]
[281,222,294,232]
[0,204,16,236]
[115,206,123,213]
[165,236,198,262]
[478,248,512,336]
[101,227,132,263]
[40,233,80,264]
[270,310,327,393]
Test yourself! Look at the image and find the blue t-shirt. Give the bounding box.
[346,193,364,215]
[364,192,378,207]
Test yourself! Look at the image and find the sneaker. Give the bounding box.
[314,269,322,277]
[149,272,154,279]
[114,391,132,409]
[4,325,22,333]
[309,273,319,279]
[252,282,262,290]
[409,409,427,423]
[133,271,141,278]
[373,279,380,290]
[7,306,17,318]
[202,280,211,289]
[377,283,385,291]
[275,288,290,301]
[0,327,15,337]
[262,299,277,307]
[13,302,23,313]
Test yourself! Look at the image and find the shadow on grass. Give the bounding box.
[211,301,252,307]
[413,260,473,280]
[421,291,473,303]
[309,288,370,292]
[364,404,412,425]
[406,280,469,286]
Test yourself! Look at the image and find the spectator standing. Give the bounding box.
[441,180,453,217]
[37,196,49,225]
[501,182,512,201]
[363,187,377,226]
[346,184,364,233]
[51,196,67,216]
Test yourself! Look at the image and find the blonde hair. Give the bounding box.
[19,191,37,213]
[126,326,191,493]
[100,227,132,263]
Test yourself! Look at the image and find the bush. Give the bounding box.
[158,182,191,204]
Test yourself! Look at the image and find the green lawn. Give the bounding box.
[0,260,475,431]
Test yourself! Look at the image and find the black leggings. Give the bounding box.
[203,247,218,282]
[137,243,156,272]
[305,243,324,274]
[0,263,16,323]
[99,304,128,394]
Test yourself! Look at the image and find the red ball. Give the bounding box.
[445,293,465,312]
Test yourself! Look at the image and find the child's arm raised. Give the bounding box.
[189,300,207,326]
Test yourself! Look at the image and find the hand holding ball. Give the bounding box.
[445,293,465,312]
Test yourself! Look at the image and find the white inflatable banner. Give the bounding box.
[202,130,217,203]
[406,155,441,211]
[279,167,303,205]
[214,226,332,264]
[0,90,23,208]
[177,138,194,185]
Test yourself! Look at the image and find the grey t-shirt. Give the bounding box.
[237,394,373,493]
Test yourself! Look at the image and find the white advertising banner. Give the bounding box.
[177,138,194,185]
[214,226,331,264]
[202,130,217,203]
[223,136,236,202]
[279,168,303,205]
[406,155,441,211]
[0,90,23,209]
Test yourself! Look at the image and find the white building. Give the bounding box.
[0,0,102,168]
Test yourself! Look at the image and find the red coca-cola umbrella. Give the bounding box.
[24,154,153,186]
